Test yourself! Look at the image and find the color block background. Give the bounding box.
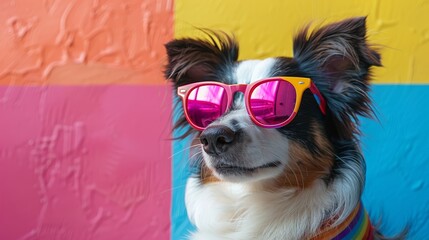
[0,0,428,240]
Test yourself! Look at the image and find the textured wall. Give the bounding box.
[1,1,428,240]
[172,1,429,239]
[0,0,173,239]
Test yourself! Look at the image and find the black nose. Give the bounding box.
[200,125,236,155]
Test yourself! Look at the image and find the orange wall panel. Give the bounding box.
[0,0,173,85]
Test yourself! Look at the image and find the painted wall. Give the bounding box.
[0,0,173,239]
[172,1,429,239]
[1,0,428,240]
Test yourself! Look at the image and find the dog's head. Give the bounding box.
[165,17,380,186]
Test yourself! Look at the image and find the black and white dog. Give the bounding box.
[165,17,403,240]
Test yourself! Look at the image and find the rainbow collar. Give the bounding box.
[310,202,374,240]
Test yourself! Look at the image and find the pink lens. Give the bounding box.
[249,80,296,126]
[186,84,228,128]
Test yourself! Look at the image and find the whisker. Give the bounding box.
[169,143,202,159]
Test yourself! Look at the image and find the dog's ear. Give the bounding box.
[164,31,239,88]
[293,17,381,140]
[164,31,239,138]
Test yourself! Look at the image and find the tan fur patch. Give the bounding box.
[271,121,334,189]
[200,162,220,184]
[190,137,220,184]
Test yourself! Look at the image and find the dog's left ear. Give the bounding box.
[293,17,381,139]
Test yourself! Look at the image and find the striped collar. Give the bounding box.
[310,202,374,240]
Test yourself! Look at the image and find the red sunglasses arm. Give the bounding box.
[309,82,327,115]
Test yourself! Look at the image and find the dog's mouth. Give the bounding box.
[213,161,281,175]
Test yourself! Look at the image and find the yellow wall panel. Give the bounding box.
[175,0,429,84]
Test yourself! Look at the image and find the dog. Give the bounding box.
[165,17,402,240]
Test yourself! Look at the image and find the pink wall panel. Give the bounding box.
[0,85,172,239]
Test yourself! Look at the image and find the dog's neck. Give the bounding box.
[186,174,367,240]
[310,202,373,239]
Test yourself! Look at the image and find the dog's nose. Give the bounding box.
[200,125,236,155]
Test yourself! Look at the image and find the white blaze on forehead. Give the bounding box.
[232,58,277,109]
[235,58,277,84]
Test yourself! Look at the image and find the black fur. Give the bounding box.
[293,16,381,141]
[164,30,238,87]
[164,31,239,139]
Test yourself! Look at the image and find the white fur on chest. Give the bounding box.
[185,178,339,240]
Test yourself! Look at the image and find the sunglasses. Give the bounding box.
[177,77,326,131]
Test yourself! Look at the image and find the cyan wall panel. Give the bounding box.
[172,129,194,240]
[361,85,429,238]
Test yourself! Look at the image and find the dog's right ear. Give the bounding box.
[164,31,239,88]
[164,32,239,138]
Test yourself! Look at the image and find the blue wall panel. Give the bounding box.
[362,85,429,238]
